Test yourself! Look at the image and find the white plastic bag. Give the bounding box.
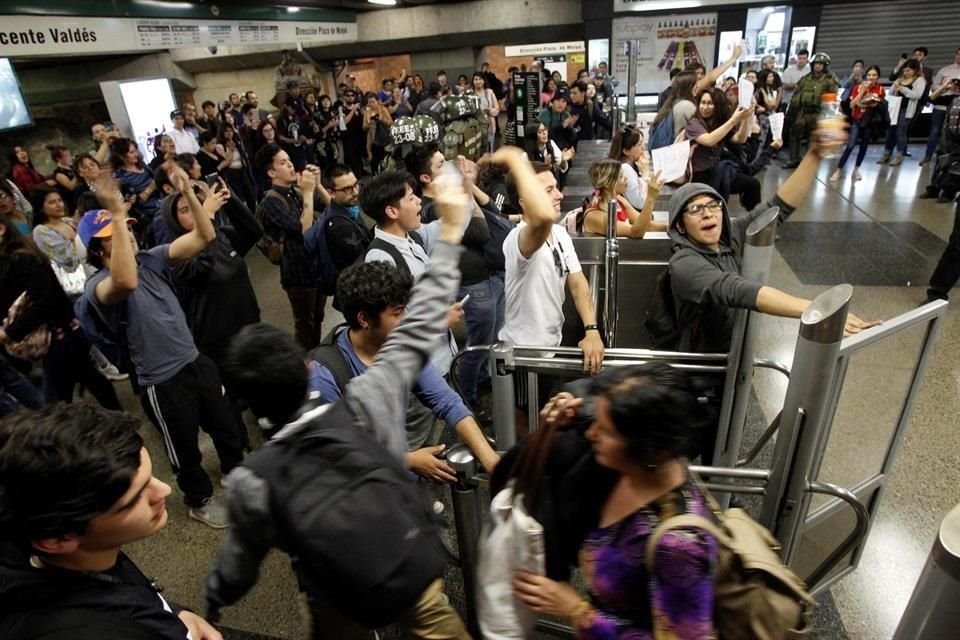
[887,94,903,126]
[476,482,546,640]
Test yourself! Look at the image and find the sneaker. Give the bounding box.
[829,169,842,182]
[918,191,939,200]
[877,153,890,164]
[889,153,904,167]
[852,169,862,182]
[938,194,956,204]
[97,362,129,381]
[920,155,932,166]
[189,497,229,529]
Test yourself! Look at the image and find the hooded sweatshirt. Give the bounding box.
[667,183,793,353]
[161,192,263,356]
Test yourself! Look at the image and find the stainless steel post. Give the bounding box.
[490,342,517,450]
[604,199,620,347]
[760,285,851,557]
[625,39,638,125]
[893,502,960,639]
[446,444,483,637]
[713,207,780,479]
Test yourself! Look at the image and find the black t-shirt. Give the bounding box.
[196,150,221,179]
[420,196,490,286]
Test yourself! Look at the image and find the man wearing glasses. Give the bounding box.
[309,164,371,302]
[667,140,879,357]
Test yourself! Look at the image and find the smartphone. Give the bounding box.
[459,294,471,306]
[205,174,221,191]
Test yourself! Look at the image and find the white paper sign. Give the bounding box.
[887,94,903,126]
[738,78,755,110]
[768,112,785,142]
[652,140,691,184]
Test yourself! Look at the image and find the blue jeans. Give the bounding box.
[0,355,43,418]
[884,114,912,155]
[925,108,948,159]
[838,120,871,169]
[458,277,504,404]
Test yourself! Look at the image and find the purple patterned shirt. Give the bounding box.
[578,481,717,639]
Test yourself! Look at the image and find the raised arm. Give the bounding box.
[486,146,556,258]
[692,106,753,147]
[91,177,138,305]
[345,172,468,463]
[167,165,218,263]
[696,44,743,94]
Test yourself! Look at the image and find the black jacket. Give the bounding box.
[0,540,188,640]
[161,193,263,354]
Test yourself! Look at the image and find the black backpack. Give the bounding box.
[242,400,446,628]
[366,231,425,279]
[309,326,353,393]
[644,267,701,350]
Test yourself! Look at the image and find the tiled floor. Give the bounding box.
[117,140,958,639]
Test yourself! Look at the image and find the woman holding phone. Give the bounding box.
[831,65,886,182]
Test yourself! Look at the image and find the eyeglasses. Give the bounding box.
[0,192,11,201]
[331,182,360,193]
[683,200,723,217]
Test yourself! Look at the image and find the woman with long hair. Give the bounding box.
[491,364,718,638]
[362,91,393,175]
[579,159,666,237]
[522,122,572,181]
[110,137,161,229]
[216,122,257,210]
[473,72,501,153]
[684,88,759,209]
[0,181,32,236]
[29,186,127,382]
[8,145,47,195]
[608,126,650,210]
[831,65,886,182]
[541,78,558,107]
[879,59,927,166]
[72,152,101,198]
[148,134,176,172]
[0,212,121,408]
[314,94,340,172]
[46,145,79,214]
[651,70,699,139]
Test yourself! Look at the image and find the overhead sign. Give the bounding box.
[612,13,717,94]
[504,41,585,57]
[0,14,357,57]
[614,0,762,11]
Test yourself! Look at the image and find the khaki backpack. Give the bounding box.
[645,482,815,639]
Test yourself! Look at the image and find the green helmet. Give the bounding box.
[811,52,831,67]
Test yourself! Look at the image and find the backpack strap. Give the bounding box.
[644,513,730,573]
[367,237,413,279]
[308,326,355,396]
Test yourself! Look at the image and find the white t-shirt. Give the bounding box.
[621,162,647,211]
[781,64,811,105]
[499,222,582,348]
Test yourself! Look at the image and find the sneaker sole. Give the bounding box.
[188,510,229,529]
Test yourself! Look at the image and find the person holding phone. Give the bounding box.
[922,47,960,165]
[831,65,886,182]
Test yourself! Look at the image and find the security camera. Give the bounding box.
[208,45,218,55]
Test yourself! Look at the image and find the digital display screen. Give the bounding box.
[0,58,32,132]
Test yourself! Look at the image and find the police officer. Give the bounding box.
[784,53,839,168]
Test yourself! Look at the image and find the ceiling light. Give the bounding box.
[625,0,703,11]
[368,0,398,5]
[287,6,301,12]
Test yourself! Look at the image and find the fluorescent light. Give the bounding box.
[368,0,398,5]
[625,0,703,11]
[287,6,301,12]
[134,0,195,9]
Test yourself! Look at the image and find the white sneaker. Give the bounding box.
[189,497,229,529]
[853,169,862,182]
[97,362,129,381]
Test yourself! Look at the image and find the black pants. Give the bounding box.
[140,354,244,507]
[692,169,762,211]
[928,202,960,300]
[342,136,365,178]
[285,287,325,350]
[43,328,121,410]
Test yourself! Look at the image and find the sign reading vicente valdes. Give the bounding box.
[0,14,357,56]
[0,26,98,46]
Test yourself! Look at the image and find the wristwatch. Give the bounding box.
[584,324,600,332]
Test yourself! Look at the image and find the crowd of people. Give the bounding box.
[2,44,959,640]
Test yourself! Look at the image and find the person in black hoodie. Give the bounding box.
[159,177,262,366]
[0,403,222,640]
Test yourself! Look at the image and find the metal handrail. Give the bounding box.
[508,345,728,362]
[803,480,871,590]
[754,358,792,379]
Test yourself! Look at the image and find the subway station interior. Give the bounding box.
[1,0,959,639]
